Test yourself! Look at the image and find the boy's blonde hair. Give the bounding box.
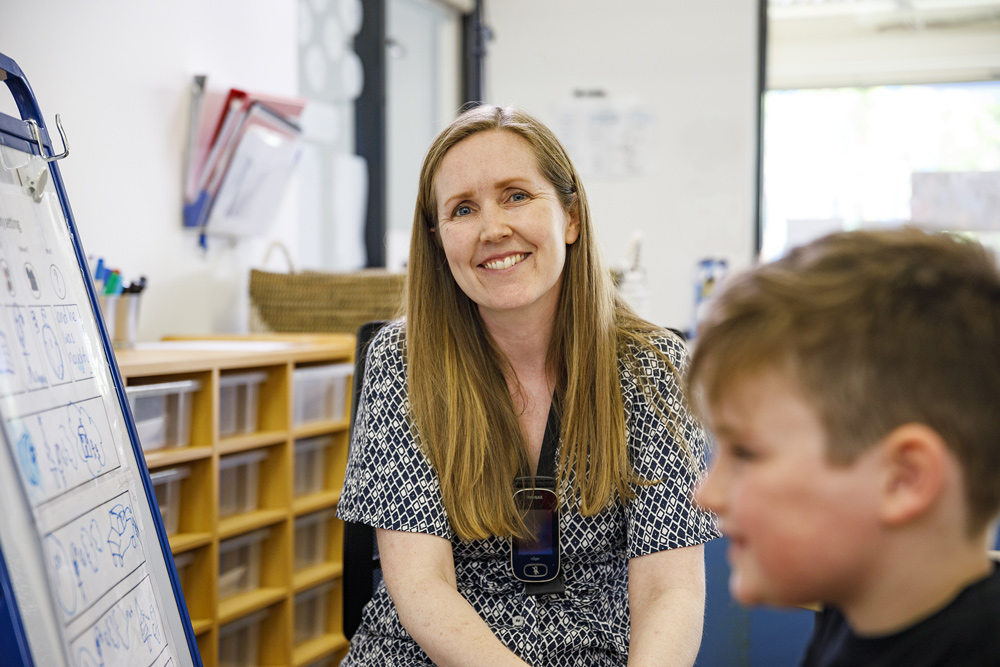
[688,228,1000,534]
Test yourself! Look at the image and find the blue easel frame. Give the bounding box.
[0,51,202,667]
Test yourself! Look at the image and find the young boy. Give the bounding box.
[689,228,1000,666]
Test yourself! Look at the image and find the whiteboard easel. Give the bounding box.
[0,52,200,667]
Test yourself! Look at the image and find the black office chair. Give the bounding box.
[342,320,390,641]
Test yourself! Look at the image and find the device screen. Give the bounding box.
[518,508,554,555]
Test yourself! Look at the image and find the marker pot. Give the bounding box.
[97,295,118,342]
[113,293,141,348]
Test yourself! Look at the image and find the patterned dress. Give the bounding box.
[337,321,719,666]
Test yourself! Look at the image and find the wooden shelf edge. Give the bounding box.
[219,509,289,539]
[218,430,289,455]
[293,419,350,439]
[144,446,213,468]
[190,618,213,636]
[292,632,349,667]
[169,532,213,554]
[293,491,340,515]
[218,587,288,625]
[293,563,344,592]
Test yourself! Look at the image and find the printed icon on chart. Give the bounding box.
[1,259,14,296]
[24,262,40,299]
[50,264,67,299]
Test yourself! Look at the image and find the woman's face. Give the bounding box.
[433,130,579,328]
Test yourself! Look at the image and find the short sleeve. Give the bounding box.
[336,322,452,539]
[624,334,720,559]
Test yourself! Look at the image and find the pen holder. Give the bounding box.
[113,293,141,348]
[98,295,118,341]
[98,294,141,348]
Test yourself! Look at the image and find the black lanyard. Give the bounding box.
[517,394,566,596]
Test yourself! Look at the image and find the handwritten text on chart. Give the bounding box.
[70,576,172,667]
[44,490,146,623]
[0,302,96,396]
[8,396,120,506]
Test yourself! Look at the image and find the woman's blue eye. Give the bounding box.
[510,192,527,202]
[455,205,473,217]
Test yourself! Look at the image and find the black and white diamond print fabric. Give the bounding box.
[337,321,719,666]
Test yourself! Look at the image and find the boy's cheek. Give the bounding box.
[728,541,819,607]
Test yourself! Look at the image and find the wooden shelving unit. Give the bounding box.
[115,334,355,667]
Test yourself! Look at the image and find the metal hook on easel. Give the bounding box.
[25,114,69,162]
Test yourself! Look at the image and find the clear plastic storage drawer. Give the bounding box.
[219,371,268,437]
[293,363,352,426]
[294,581,334,645]
[293,436,334,497]
[219,449,269,518]
[218,528,270,600]
[294,508,335,571]
[150,465,191,536]
[126,379,200,451]
[219,609,268,667]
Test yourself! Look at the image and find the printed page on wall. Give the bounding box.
[0,139,191,666]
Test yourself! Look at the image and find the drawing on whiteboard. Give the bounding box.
[107,503,140,567]
[7,399,120,506]
[10,304,48,388]
[70,577,170,667]
[42,414,77,491]
[0,330,15,376]
[15,428,40,487]
[45,493,147,625]
[70,402,107,478]
[43,316,65,380]
[45,533,78,616]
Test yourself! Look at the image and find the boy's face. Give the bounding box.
[695,370,884,608]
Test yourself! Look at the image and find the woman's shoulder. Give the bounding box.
[620,327,690,376]
[363,319,408,376]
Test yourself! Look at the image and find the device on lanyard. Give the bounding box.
[512,477,560,584]
[511,394,565,595]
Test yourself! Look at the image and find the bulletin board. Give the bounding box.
[0,53,199,666]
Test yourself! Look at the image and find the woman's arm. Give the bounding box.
[627,543,706,667]
[378,528,531,667]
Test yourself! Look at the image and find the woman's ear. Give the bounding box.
[877,423,950,527]
[565,194,581,245]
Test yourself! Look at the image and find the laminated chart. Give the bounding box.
[0,53,195,667]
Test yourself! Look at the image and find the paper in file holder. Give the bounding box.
[183,81,306,240]
[0,52,201,666]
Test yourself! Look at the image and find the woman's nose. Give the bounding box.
[479,204,512,243]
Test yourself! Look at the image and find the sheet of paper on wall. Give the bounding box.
[204,103,304,238]
[553,96,657,182]
[910,171,1000,232]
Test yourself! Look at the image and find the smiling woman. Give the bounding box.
[336,104,719,667]
[433,130,580,328]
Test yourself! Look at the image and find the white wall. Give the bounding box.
[485,0,760,331]
[0,0,300,340]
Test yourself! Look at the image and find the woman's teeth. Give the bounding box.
[484,253,525,270]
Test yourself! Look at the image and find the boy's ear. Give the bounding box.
[876,423,950,527]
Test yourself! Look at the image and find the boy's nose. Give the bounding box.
[694,460,725,514]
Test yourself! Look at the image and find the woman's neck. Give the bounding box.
[481,311,553,377]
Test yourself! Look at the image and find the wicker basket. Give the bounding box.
[249,244,405,334]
